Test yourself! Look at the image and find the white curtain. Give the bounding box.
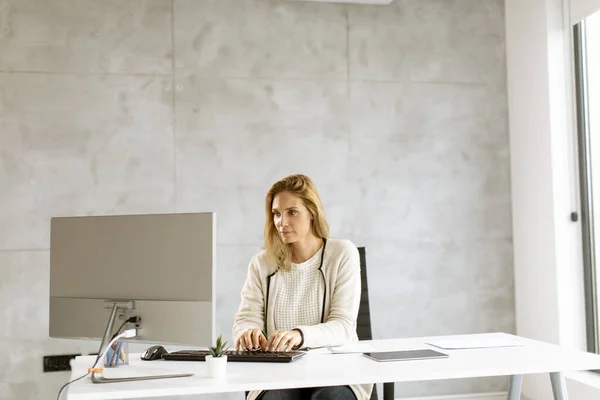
[572,0,600,23]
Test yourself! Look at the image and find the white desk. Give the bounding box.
[66,333,600,400]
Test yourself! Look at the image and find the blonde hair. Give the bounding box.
[264,174,329,270]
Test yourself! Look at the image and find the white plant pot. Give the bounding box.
[205,355,227,378]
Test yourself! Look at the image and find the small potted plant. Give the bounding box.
[206,334,229,378]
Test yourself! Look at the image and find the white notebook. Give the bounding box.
[425,333,524,350]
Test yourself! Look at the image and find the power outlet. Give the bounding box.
[43,354,80,372]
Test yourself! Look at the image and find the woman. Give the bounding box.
[232,174,373,400]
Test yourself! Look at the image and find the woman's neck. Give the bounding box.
[291,236,324,264]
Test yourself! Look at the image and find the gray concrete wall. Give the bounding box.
[0,0,513,398]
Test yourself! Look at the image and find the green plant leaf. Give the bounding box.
[209,334,230,357]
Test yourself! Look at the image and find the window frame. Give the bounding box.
[574,20,600,354]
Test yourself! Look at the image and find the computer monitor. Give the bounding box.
[49,212,217,348]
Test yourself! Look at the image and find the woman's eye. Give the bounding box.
[289,210,297,216]
[273,212,280,217]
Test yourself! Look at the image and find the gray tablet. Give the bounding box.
[363,349,449,362]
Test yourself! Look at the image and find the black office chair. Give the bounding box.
[357,247,373,342]
[357,247,394,400]
[357,247,379,400]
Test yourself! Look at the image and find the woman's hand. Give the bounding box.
[264,329,302,352]
[236,328,267,351]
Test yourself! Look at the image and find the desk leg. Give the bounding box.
[550,372,568,400]
[507,375,522,399]
[383,382,394,400]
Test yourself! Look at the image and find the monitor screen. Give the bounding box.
[49,212,216,347]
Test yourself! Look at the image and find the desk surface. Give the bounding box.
[66,333,600,400]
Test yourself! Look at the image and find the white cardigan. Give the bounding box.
[232,238,373,400]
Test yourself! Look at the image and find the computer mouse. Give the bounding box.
[141,345,168,361]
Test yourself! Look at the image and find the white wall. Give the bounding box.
[505,0,594,398]
[572,0,600,22]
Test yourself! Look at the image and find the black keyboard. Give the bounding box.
[162,349,306,363]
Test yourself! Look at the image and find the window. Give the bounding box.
[575,9,600,354]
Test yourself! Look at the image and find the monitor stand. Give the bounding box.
[91,301,192,384]
[98,301,135,367]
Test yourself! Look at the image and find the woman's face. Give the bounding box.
[272,192,313,244]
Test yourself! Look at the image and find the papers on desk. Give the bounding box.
[425,333,524,350]
[303,347,332,355]
[328,342,379,354]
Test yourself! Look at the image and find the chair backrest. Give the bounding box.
[356,247,373,341]
[357,247,378,400]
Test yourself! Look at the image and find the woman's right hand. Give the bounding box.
[236,328,267,351]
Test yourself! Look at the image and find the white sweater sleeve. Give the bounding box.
[232,256,266,344]
[295,243,361,348]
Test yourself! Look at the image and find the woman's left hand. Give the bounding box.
[264,329,302,352]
